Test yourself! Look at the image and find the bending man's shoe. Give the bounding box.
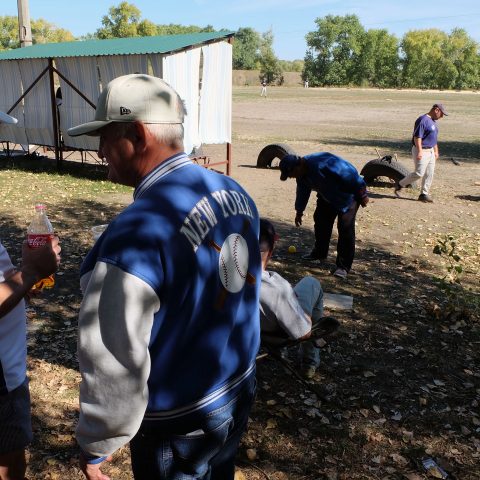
[394,182,403,197]
[418,194,433,203]
[333,268,348,279]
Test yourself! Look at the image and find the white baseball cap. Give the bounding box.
[68,74,185,137]
[0,111,18,125]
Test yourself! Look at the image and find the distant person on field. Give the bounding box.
[395,103,448,203]
[259,218,330,379]
[304,79,309,88]
[279,152,369,279]
[261,79,267,97]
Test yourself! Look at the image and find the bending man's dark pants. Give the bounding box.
[313,194,359,272]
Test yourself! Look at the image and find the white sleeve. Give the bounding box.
[76,261,160,457]
[261,272,311,340]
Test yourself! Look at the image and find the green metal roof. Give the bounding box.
[0,31,235,61]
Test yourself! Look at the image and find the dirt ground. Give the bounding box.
[1,86,479,479]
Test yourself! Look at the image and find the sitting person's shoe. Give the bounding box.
[418,194,433,203]
[313,317,340,338]
[301,365,317,380]
[333,268,348,279]
[394,182,403,197]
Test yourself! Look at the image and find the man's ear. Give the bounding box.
[132,121,148,154]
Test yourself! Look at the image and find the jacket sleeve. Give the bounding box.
[260,272,311,341]
[294,178,312,214]
[76,261,160,460]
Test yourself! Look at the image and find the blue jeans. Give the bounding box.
[130,374,256,479]
[293,277,323,368]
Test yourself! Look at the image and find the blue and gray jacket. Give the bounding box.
[295,152,367,214]
[77,153,261,462]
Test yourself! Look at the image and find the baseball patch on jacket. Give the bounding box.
[219,234,249,293]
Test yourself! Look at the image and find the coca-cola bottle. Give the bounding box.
[27,204,55,290]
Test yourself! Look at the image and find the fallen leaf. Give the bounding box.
[246,448,257,461]
[390,453,408,466]
[404,473,423,480]
[266,418,277,429]
[234,470,246,480]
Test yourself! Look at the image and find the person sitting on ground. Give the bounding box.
[259,218,336,379]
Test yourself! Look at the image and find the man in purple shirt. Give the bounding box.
[395,103,448,203]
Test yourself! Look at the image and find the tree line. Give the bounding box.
[1,4,479,90]
[303,15,480,90]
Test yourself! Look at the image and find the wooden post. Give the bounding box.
[226,36,234,176]
[17,0,32,48]
[226,143,232,176]
[48,59,61,168]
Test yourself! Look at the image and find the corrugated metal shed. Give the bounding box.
[0,31,235,60]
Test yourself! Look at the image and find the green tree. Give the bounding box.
[1,15,74,49]
[356,29,399,87]
[279,59,304,72]
[445,28,480,89]
[258,29,282,84]
[96,1,155,39]
[156,24,215,36]
[31,18,74,44]
[401,29,456,89]
[233,27,261,70]
[0,15,19,50]
[304,14,365,86]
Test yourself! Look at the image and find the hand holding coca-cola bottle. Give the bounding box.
[21,237,61,288]
[26,204,61,290]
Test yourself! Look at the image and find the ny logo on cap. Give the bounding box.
[120,107,131,115]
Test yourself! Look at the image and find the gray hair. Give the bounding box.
[145,123,184,150]
[109,121,184,150]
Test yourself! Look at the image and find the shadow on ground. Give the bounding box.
[1,193,478,478]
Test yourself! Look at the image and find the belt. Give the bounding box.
[421,146,433,150]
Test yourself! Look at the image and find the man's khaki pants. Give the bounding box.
[399,146,436,195]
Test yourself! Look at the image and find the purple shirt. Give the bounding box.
[412,114,438,148]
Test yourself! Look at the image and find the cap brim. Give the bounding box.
[0,111,18,125]
[67,120,113,137]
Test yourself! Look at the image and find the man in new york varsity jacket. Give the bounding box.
[68,74,261,480]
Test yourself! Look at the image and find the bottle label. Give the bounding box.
[28,234,53,248]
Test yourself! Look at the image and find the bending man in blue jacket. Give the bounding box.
[279,153,369,279]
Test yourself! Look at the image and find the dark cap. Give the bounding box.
[259,218,279,252]
[279,154,301,181]
[433,103,448,116]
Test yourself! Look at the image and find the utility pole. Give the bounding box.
[17,0,33,47]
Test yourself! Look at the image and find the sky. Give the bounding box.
[5,0,480,60]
